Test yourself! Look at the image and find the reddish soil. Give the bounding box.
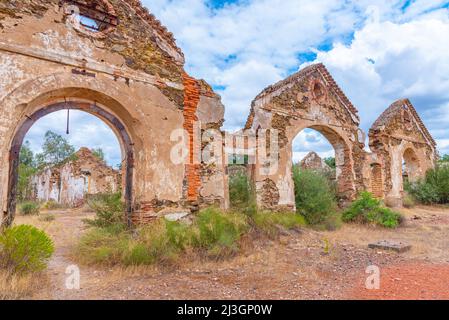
[348,262,449,300]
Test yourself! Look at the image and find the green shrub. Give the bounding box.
[342,192,402,228]
[192,208,249,257]
[402,193,416,208]
[41,200,62,210]
[406,181,439,204]
[0,225,54,274]
[229,169,251,207]
[406,165,449,204]
[75,227,130,266]
[38,214,56,222]
[292,166,337,225]
[85,193,125,228]
[18,202,40,216]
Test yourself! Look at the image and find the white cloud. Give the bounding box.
[24,111,122,167]
[26,1,449,160]
[292,129,335,163]
[145,0,387,128]
[311,10,449,154]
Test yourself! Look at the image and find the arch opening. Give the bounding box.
[370,163,383,198]
[5,101,134,228]
[402,148,421,184]
[292,125,350,200]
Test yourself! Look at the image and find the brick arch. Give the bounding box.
[369,99,436,207]
[370,163,383,198]
[295,124,355,198]
[402,147,422,183]
[246,63,364,211]
[4,98,135,228]
[0,71,190,228]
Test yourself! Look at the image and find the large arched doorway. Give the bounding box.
[403,147,421,184]
[292,124,354,201]
[5,100,134,228]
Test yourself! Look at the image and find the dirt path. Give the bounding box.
[14,205,449,300]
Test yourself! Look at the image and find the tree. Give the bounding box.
[19,141,35,167]
[92,148,105,161]
[440,154,449,163]
[36,131,75,168]
[18,141,37,201]
[324,157,336,169]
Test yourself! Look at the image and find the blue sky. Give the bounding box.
[25,0,449,165]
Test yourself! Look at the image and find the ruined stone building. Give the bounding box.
[30,148,121,207]
[0,1,437,228]
[0,0,227,227]
[243,64,437,210]
[299,151,332,173]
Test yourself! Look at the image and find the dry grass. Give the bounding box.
[322,205,449,263]
[0,270,48,300]
[3,205,449,300]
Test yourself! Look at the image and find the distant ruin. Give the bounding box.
[0,1,437,227]
[299,152,332,172]
[30,148,121,207]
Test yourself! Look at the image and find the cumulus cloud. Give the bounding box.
[144,0,449,156]
[26,0,449,159]
[292,129,335,163]
[24,111,122,167]
[145,0,377,129]
[311,8,449,154]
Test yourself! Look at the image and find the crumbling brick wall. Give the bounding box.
[369,99,437,207]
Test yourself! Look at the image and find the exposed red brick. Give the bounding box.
[183,72,201,201]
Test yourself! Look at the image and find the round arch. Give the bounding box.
[402,147,421,183]
[289,123,356,199]
[4,100,134,228]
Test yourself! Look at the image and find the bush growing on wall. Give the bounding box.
[292,166,337,225]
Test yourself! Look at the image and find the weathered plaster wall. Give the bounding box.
[31,148,121,206]
[0,0,226,227]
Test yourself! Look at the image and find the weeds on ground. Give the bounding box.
[342,192,402,228]
[18,202,40,216]
[0,270,46,299]
[251,211,306,238]
[38,214,56,222]
[40,200,64,211]
[402,193,416,208]
[75,198,309,267]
